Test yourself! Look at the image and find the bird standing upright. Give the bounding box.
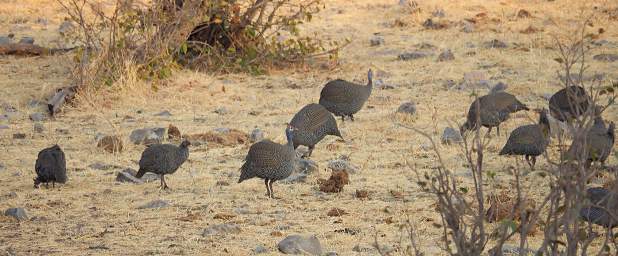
[319,69,373,122]
[238,125,296,199]
[499,109,551,170]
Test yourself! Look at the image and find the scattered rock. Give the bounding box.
[484,39,508,49]
[33,123,44,133]
[214,107,229,115]
[0,163,4,172]
[4,208,27,221]
[593,54,618,62]
[327,158,359,174]
[129,128,166,145]
[168,124,181,140]
[29,112,47,122]
[0,125,8,130]
[154,110,172,117]
[370,36,385,46]
[318,170,349,193]
[13,133,26,139]
[214,127,230,133]
[374,79,396,90]
[249,128,264,142]
[398,51,430,60]
[0,36,13,45]
[283,159,318,183]
[490,82,508,94]
[18,37,34,44]
[138,199,170,209]
[327,208,347,217]
[115,170,144,184]
[462,22,475,33]
[88,162,114,171]
[396,102,416,115]
[437,49,455,61]
[202,223,241,236]
[120,168,159,182]
[58,21,75,36]
[278,234,323,255]
[254,245,269,254]
[27,99,42,108]
[97,135,123,153]
[441,127,463,145]
[422,18,448,29]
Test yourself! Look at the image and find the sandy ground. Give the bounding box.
[1,0,617,255]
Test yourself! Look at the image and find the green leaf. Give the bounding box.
[459,187,469,194]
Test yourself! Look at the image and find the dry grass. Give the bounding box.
[1,0,617,255]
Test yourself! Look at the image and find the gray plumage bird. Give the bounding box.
[499,109,551,170]
[549,86,591,122]
[319,69,373,122]
[238,125,296,198]
[460,92,529,136]
[580,187,618,228]
[565,116,615,167]
[34,145,67,188]
[290,103,342,158]
[135,140,190,189]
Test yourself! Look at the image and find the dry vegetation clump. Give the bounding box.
[318,169,349,193]
[183,129,249,147]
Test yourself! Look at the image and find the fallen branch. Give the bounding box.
[0,43,75,56]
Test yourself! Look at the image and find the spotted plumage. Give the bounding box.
[499,109,551,170]
[549,86,591,122]
[460,92,529,136]
[136,140,190,189]
[580,187,618,228]
[565,116,615,167]
[34,145,67,188]
[239,125,296,198]
[319,69,373,121]
[290,103,342,158]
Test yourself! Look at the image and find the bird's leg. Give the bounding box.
[485,127,492,138]
[45,182,49,189]
[340,116,345,122]
[268,180,275,199]
[264,179,271,198]
[305,146,314,158]
[349,115,355,121]
[497,125,501,137]
[525,155,532,169]
[161,175,169,190]
[52,182,55,188]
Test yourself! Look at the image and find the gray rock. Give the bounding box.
[542,93,553,101]
[250,128,264,142]
[0,125,8,130]
[325,252,338,256]
[0,114,8,121]
[278,234,323,255]
[129,128,165,145]
[328,158,359,174]
[593,54,618,62]
[154,110,172,117]
[115,170,144,184]
[27,99,42,108]
[441,127,463,145]
[370,36,385,46]
[4,208,27,221]
[89,162,113,170]
[462,22,475,33]
[0,163,4,172]
[490,82,508,94]
[283,159,319,183]
[119,168,159,182]
[18,37,34,44]
[33,123,44,133]
[374,79,396,90]
[437,49,455,62]
[58,21,75,35]
[591,39,610,46]
[29,112,47,122]
[138,199,170,209]
[0,36,13,45]
[94,132,105,142]
[396,102,416,115]
[484,39,508,49]
[214,107,229,115]
[214,127,230,133]
[254,245,269,254]
[462,71,490,89]
[202,223,241,236]
[398,51,430,61]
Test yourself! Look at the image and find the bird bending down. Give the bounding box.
[290,103,343,158]
[460,92,529,137]
[135,140,190,189]
[499,109,550,170]
[34,145,68,188]
[238,125,296,199]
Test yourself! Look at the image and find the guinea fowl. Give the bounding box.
[565,115,615,167]
[499,109,551,170]
[34,145,67,188]
[549,86,591,122]
[238,125,296,199]
[319,69,373,122]
[460,92,529,137]
[580,187,618,228]
[136,140,190,189]
[290,103,342,158]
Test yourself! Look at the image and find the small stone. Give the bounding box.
[202,223,241,236]
[283,159,319,183]
[327,158,359,174]
[27,99,42,108]
[58,21,75,35]
[129,128,165,145]
[374,79,396,90]
[254,245,269,254]
[154,110,172,117]
[396,102,416,115]
[0,36,13,45]
[593,54,618,62]
[214,107,229,115]
[437,49,455,62]
[370,36,385,46]
[214,127,230,133]
[97,135,123,153]
[0,125,8,130]
[398,51,430,61]
[441,127,463,145]
[490,82,508,94]
[18,37,34,44]
[29,112,47,122]
[13,133,26,139]
[4,208,27,221]
[0,163,4,172]
[88,162,114,171]
[115,170,144,184]
[168,124,181,140]
[249,128,264,143]
[278,234,323,255]
[484,39,508,49]
[138,199,170,209]
[33,123,44,133]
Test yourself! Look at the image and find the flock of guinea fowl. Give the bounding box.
[33,69,614,200]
